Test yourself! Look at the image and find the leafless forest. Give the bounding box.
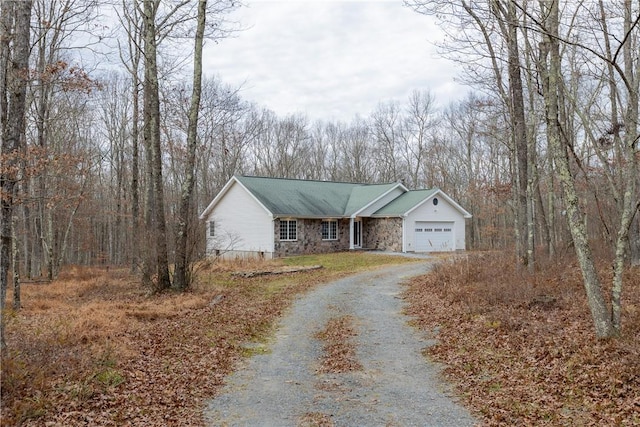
[1,1,639,339]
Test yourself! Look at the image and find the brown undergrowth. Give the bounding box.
[315,315,362,374]
[404,251,640,426]
[1,253,415,426]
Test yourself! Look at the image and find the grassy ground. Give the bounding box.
[1,252,415,426]
[404,252,640,426]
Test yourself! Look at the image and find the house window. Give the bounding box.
[322,220,338,240]
[209,220,215,237]
[280,219,297,241]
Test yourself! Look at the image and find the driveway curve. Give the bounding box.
[204,261,476,426]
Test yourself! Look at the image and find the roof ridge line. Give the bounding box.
[238,175,398,186]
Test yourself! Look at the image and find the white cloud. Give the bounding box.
[203,0,467,121]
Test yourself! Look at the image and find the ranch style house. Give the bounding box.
[199,175,472,259]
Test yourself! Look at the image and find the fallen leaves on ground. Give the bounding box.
[315,315,362,374]
[404,252,640,426]
[1,253,413,426]
[1,273,281,426]
[298,412,335,427]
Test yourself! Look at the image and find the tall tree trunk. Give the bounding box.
[0,0,33,351]
[141,77,154,286]
[21,180,32,278]
[12,213,19,309]
[143,0,170,291]
[526,123,536,273]
[131,73,140,272]
[124,0,142,274]
[502,1,530,268]
[120,0,144,274]
[539,0,614,339]
[462,0,531,266]
[36,84,50,279]
[610,0,639,333]
[174,0,207,291]
[631,213,640,266]
[547,175,557,257]
[46,210,54,280]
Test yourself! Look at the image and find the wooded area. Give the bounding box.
[0,0,639,343]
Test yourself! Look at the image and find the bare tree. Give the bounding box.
[174,0,207,291]
[406,0,638,337]
[1,0,33,350]
[537,0,612,338]
[407,0,534,267]
[371,100,403,183]
[340,118,375,183]
[535,0,639,337]
[141,0,171,290]
[116,0,144,273]
[194,78,254,199]
[26,0,100,280]
[593,0,639,332]
[253,111,311,179]
[400,89,438,188]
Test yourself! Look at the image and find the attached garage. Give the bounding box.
[414,221,454,252]
[372,189,472,253]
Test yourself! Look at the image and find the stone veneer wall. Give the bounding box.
[363,217,403,252]
[274,218,350,257]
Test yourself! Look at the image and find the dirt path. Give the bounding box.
[204,262,476,426]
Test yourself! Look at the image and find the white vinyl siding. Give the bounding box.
[403,195,466,252]
[204,182,273,255]
[321,220,338,240]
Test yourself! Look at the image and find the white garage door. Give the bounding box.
[414,222,454,252]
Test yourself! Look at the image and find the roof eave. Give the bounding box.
[272,214,348,219]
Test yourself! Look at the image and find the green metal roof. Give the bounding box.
[343,183,400,216]
[235,176,400,217]
[372,189,438,216]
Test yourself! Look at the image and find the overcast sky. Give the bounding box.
[202,0,467,122]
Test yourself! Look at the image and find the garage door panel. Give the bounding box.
[415,221,454,252]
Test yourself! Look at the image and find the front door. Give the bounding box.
[353,219,362,248]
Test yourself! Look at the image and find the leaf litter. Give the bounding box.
[1,253,413,426]
[403,252,640,426]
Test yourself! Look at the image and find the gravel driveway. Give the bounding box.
[204,261,476,426]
